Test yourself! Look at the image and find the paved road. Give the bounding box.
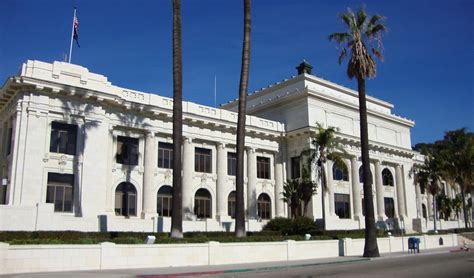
[216,252,474,278]
[3,249,473,278]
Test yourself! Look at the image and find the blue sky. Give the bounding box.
[1,0,473,146]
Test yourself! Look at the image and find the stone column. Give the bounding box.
[351,157,362,219]
[326,160,335,216]
[274,153,285,217]
[182,137,194,218]
[415,181,422,218]
[216,143,227,219]
[427,193,434,220]
[246,147,257,219]
[142,132,157,217]
[374,160,385,220]
[446,182,453,199]
[395,164,406,219]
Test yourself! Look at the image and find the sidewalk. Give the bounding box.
[4,245,472,278]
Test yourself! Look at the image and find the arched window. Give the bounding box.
[228,191,236,219]
[384,197,395,218]
[157,185,173,217]
[382,169,394,186]
[359,166,373,184]
[115,182,137,216]
[194,188,212,218]
[420,183,426,194]
[422,204,427,219]
[332,162,349,181]
[257,193,271,220]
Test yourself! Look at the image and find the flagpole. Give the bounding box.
[68,7,77,63]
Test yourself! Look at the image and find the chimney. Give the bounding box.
[296,60,313,75]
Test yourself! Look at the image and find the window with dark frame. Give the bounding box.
[384,197,395,218]
[257,193,271,219]
[257,156,271,179]
[6,127,12,156]
[116,136,139,165]
[115,182,137,216]
[46,173,74,212]
[194,188,212,218]
[422,204,427,218]
[157,185,173,217]
[332,163,349,181]
[291,156,301,179]
[335,193,351,219]
[228,191,236,218]
[227,152,237,176]
[382,169,394,186]
[49,122,77,155]
[158,142,173,169]
[195,147,212,173]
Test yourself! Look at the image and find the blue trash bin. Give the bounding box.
[408,237,420,253]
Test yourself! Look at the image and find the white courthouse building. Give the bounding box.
[0,60,467,233]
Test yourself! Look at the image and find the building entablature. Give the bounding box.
[0,61,285,141]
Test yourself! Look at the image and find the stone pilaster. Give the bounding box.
[182,137,194,218]
[350,157,362,219]
[427,193,434,220]
[326,160,335,216]
[142,132,157,217]
[374,160,385,220]
[415,181,422,218]
[274,153,284,217]
[395,164,406,219]
[246,147,257,219]
[216,143,227,219]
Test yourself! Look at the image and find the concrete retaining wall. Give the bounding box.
[0,234,458,275]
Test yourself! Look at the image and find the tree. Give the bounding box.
[235,0,251,238]
[328,7,386,257]
[281,165,317,219]
[453,194,462,220]
[439,128,474,228]
[170,0,183,239]
[310,123,345,230]
[413,151,444,232]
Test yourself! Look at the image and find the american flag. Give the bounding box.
[73,16,80,47]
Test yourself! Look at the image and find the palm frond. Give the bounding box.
[356,8,367,29]
[328,32,351,43]
[338,48,347,65]
[340,9,356,31]
[372,48,384,61]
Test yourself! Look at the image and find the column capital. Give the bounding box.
[146,131,155,138]
[246,147,256,154]
[183,136,193,143]
[217,143,226,149]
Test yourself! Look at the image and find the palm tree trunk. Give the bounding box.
[357,77,380,257]
[320,161,327,230]
[170,0,183,239]
[235,0,251,238]
[433,193,438,232]
[461,186,469,228]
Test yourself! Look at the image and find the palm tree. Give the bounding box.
[440,128,474,228]
[235,0,251,238]
[329,7,387,257]
[300,166,318,217]
[311,123,345,230]
[282,179,302,219]
[170,0,183,239]
[453,194,462,220]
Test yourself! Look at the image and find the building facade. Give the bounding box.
[0,60,467,232]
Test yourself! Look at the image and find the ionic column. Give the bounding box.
[327,160,335,216]
[143,132,157,216]
[415,181,422,218]
[274,153,285,217]
[351,157,362,219]
[246,147,257,219]
[427,193,434,220]
[216,143,227,219]
[395,164,406,219]
[374,160,385,220]
[182,137,194,217]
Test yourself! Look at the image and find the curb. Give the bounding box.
[137,258,370,277]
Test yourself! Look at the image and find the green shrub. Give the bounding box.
[262,217,294,235]
[292,217,317,235]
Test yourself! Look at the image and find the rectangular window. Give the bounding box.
[158,142,173,169]
[384,197,395,218]
[195,147,212,173]
[49,122,77,155]
[46,173,74,212]
[6,127,12,156]
[227,152,237,176]
[257,156,271,179]
[291,156,301,179]
[116,136,139,165]
[335,193,351,219]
